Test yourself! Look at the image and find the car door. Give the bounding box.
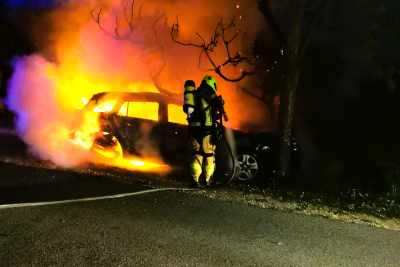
[112,101,162,158]
[159,103,190,165]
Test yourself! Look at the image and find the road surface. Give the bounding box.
[1,161,400,266]
[1,131,400,266]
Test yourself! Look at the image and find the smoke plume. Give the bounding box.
[5,0,268,168]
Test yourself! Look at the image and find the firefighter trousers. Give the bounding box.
[188,133,216,182]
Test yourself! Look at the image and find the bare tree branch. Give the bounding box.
[258,0,287,47]
[196,49,204,68]
[171,18,203,48]
[121,0,133,28]
[91,9,117,39]
[239,86,264,102]
[238,76,279,111]
[114,12,120,38]
[152,12,165,27]
[147,12,180,98]
[216,68,254,83]
[171,16,256,83]
[92,0,179,98]
[91,0,142,41]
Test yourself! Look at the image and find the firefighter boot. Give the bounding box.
[189,175,202,188]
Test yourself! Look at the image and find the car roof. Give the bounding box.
[89,92,182,106]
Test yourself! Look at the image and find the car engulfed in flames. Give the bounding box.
[68,91,302,181]
[68,92,187,172]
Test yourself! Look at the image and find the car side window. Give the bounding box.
[117,102,159,121]
[168,104,187,125]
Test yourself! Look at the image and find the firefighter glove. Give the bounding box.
[212,95,225,108]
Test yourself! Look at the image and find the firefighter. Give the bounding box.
[183,75,225,187]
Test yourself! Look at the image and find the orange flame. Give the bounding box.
[91,135,170,172]
[7,0,272,173]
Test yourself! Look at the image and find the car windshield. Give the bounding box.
[93,100,117,113]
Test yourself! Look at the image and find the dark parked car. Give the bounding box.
[70,92,301,182]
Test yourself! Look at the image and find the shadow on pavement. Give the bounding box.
[0,130,27,157]
[0,162,150,205]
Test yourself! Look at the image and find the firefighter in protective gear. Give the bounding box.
[183,75,225,186]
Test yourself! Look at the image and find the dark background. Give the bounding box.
[1,0,399,193]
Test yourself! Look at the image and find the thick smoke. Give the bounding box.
[4,55,94,167]
[4,0,268,168]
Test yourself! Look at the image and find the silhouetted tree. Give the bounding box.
[92,0,179,98]
[257,0,328,177]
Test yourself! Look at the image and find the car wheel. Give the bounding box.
[91,135,123,159]
[234,149,259,181]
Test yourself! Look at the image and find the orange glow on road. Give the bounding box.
[91,137,170,172]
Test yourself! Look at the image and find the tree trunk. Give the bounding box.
[258,0,287,47]
[277,0,305,177]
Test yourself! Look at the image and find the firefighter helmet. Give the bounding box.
[201,75,218,92]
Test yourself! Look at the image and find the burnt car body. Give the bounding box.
[71,92,301,181]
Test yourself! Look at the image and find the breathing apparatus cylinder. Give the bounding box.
[183,80,196,115]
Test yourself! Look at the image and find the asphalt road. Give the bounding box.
[0,162,400,266]
[1,131,400,266]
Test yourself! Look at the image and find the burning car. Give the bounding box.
[70,91,301,181]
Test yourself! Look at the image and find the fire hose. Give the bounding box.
[206,107,236,188]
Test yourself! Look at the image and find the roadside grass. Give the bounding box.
[191,173,400,230]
